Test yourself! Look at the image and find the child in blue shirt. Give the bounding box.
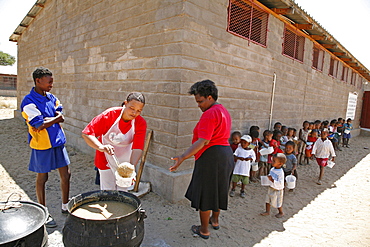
[343,118,353,148]
[21,67,71,228]
[261,153,286,218]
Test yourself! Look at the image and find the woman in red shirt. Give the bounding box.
[82,92,147,191]
[170,80,234,239]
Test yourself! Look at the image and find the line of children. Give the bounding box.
[229,118,347,217]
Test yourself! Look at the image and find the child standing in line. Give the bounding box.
[329,119,341,151]
[312,129,336,185]
[281,128,294,147]
[314,120,322,136]
[308,122,314,133]
[230,131,241,152]
[283,141,298,192]
[267,130,283,175]
[21,67,71,228]
[336,118,344,147]
[230,135,256,198]
[343,118,353,148]
[249,130,260,182]
[281,126,288,137]
[259,130,273,176]
[271,130,284,155]
[260,153,287,218]
[305,130,319,165]
[298,121,310,165]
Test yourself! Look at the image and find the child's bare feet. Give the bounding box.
[275,213,284,218]
[260,212,269,216]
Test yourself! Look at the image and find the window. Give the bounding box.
[227,0,269,47]
[312,46,324,71]
[283,27,305,62]
[341,67,348,82]
[329,57,339,78]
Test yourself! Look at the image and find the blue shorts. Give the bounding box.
[29,145,70,173]
[343,133,351,139]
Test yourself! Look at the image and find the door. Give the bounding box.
[360,91,370,128]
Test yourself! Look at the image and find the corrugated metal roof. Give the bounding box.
[257,0,370,81]
[9,0,47,42]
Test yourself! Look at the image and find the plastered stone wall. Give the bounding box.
[15,0,365,201]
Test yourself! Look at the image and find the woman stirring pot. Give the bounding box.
[82,92,147,190]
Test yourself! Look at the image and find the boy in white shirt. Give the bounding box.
[229,135,256,198]
[312,128,336,185]
[260,153,286,218]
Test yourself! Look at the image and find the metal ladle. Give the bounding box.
[112,153,120,167]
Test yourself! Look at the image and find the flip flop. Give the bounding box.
[209,218,220,230]
[191,225,209,239]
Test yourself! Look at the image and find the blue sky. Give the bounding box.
[0,0,369,76]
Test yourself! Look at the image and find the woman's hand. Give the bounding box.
[98,144,115,155]
[170,155,185,172]
[169,138,209,172]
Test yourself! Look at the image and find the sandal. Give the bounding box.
[209,218,220,230]
[191,225,209,239]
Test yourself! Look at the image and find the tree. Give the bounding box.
[0,51,16,66]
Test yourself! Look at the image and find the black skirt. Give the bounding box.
[185,145,235,211]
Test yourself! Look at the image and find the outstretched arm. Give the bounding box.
[170,138,210,172]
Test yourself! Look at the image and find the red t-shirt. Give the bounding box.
[82,107,147,169]
[268,139,283,163]
[230,143,239,152]
[192,104,231,160]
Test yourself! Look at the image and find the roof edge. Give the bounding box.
[9,0,47,42]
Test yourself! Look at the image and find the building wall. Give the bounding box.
[16,0,365,201]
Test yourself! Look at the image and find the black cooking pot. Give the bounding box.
[0,199,48,247]
[63,190,145,247]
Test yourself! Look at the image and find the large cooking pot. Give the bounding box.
[0,195,48,247]
[63,190,145,247]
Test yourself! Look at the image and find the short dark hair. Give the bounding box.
[188,79,218,101]
[231,131,242,137]
[273,153,287,164]
[250,130,259,139]
[32,67,52,83]
[249,125,260,133]
[285,140,295,148]
[273,122,282,129]
[122,92,145,106]
[273,130,283,140]
[263,129,273,137]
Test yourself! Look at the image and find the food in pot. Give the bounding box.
[117,162,135,178]
[71,201,136,220]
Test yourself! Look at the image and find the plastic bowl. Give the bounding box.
[115,171,136,187]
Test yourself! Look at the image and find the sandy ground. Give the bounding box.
[1,96,370,247]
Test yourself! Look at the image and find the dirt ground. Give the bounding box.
[1,96,370,247]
